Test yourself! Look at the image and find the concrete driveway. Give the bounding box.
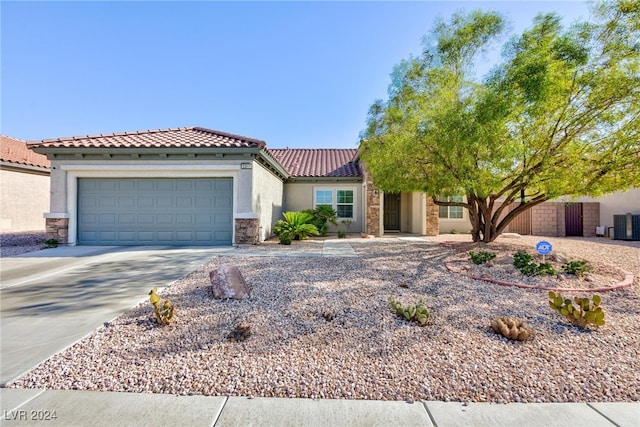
[0,245,225,386]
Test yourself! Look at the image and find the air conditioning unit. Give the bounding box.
[613,213,640,240]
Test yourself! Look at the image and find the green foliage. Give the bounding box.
[513,251,556,276]
[562,260,594,277]
[388,297,430,326]
[548,291,605,328]
[43,238,59,248]
[149,287,175,325]
[273,211,319,243]
[302,205,337,236]
[337,230,347,238]
[360,2,640,243]
[469,250,496,265]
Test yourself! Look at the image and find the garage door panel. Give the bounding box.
[78,178,233,245]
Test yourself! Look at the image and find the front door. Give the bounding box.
[383,193,401,231]
[565,203,583,237]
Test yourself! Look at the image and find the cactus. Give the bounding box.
[227,322,252,342]
[149,287,175,325]
[389,297,430,326]
[491,316,533,341]
[548,291,605,328]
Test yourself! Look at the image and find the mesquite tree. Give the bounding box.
[360,2,640,243]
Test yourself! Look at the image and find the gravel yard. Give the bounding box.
[9,235,640,403]
[0,231,47,257]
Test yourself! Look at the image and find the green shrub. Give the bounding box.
[562,260,594,277]
[388,297,430,326]
[274,211,319,243]
[469,250,496,265]
[513,251,556,276]
[548,291,605,328]
[338,230,347,238]
[302,205,337,236]
[43,238,59,248]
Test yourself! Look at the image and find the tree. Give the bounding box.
[360,1,640,243]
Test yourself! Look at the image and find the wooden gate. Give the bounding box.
[507,203,532,235]
[565,203,583,236]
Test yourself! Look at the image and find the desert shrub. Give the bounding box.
[43,238,59,248]
[513,251,556,276]
[548,291,605,328]
[274,211,319,243]
[562,260,594,277]
[469,250,496,265]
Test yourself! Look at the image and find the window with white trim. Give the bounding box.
[315,189,354,219]
[438,195,464,219]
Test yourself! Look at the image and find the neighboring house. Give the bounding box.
[0,135,51,232]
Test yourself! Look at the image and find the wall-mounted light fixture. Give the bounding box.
[372,189,379,196]
[241,162,252,169]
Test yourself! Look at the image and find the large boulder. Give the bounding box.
[210,265,250,300]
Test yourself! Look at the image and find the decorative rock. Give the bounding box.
[210,265,250,299]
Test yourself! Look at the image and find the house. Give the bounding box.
[1,135,51,232]
[27,126,442,245]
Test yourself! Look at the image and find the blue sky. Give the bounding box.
[2,1,592,148]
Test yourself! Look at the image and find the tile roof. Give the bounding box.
[1,135,50,169]
[268,148,361,178]
[27,127,266,150]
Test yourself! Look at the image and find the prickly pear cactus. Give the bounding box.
[490,316,533,341]
[548,291,605,328]
[149,287,175,325]
[389,297,430,326]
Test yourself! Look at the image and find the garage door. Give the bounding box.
[77,178,233,245]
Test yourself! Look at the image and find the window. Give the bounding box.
[336,190,354,219]
[438,195,464,219]
[315,189,354,219]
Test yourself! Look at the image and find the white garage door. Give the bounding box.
[77,178,233,245]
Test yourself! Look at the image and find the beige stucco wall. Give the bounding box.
[251,162,284,240]
[282,181,363,234]
[569,188,640,229]
[46,158,252,245]
[0,168,50,232]
[438,198,471,234]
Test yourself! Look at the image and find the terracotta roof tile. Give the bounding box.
[27,127,266,150]
[269,149,361,178]
[1,135,50,169]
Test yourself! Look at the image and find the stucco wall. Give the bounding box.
[251,162,284,240]
[0,169,50,231]
[282,182,363,234]
[570,188,640,228]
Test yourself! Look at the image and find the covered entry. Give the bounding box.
[77,178,233,245]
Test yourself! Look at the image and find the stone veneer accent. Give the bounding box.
[45,218,68,244]
[425,197,439,236]
[363,168,381,236]
[235,218,260,244]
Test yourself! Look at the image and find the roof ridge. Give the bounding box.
[0,135,26,142]
[40,127,189,143]
[192,127,266,147]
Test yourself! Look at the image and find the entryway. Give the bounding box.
[383,193,401,231]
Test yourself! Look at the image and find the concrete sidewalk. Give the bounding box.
[1,388,638,427]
